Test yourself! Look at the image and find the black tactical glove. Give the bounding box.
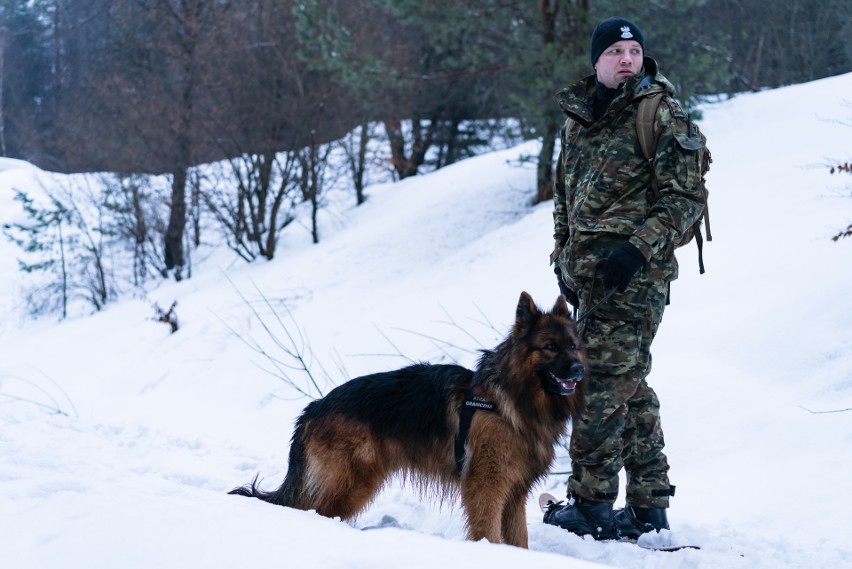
[602,242,646,293]
[554,266,579,309]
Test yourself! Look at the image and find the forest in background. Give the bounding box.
[1,0,850,312]
[4,1,850,173]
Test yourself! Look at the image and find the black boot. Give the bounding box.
[614,505,670,540]
[542,494,617,540]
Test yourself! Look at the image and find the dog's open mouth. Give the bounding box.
[550,372,581,396]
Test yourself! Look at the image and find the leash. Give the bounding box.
[575,287,617,324]
[574,261,619,324]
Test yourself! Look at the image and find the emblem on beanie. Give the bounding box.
[620,25,633,39]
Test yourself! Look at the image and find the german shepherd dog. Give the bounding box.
[230,292,586,548]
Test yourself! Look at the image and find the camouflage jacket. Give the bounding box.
[553,57,705,289]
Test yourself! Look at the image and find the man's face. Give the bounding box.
[594,40,643,89]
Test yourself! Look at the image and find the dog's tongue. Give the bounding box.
[550,372,579,395]
[557,379,576,395]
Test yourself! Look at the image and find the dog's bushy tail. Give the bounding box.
[228,431,306,508]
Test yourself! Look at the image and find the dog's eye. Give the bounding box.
[543,343,559,353]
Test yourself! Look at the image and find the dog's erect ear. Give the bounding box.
[515,291,539,333]
[552,295,572,319]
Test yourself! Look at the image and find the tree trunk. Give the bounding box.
[385,118,413,179]
[164,166,187,281]
[749,32,765,91]
[533,0,560,205]
[535,118,559,204]
[0,26,8,156]
[384,118,436,179]
[354,122,368,205]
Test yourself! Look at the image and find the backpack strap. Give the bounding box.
[561,116,577,145]
[636,92,665,163]
[636,92,710,274]
[694,225,705,274]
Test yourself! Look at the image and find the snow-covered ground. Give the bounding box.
[1,72,850,569]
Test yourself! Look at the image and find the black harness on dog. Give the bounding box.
[454,390,497,472]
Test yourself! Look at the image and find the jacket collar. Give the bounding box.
[556,57,674,127]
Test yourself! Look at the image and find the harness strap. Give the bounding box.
[454,392,496,472]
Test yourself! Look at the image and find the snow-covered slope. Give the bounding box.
[1,72,851,569]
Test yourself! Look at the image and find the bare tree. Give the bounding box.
[51,0,233,279]
[153,0,216,281]
[384,117,440,180]
[830,161,851,242]
[532,0,589,204]
[298,141,335,245]
[204,152,301,261]
[100,174,169,285]
[341,121,373,206]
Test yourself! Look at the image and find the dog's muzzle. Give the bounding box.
[550,363,584,395]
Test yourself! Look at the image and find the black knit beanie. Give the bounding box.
[590,17,644,67]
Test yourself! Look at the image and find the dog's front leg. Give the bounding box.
[461,446,518,545]
[500,487,529,548]
[461,479,504,545]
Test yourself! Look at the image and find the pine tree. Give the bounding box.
[3,189,73,318]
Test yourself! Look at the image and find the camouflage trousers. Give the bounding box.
[565,261,674,509]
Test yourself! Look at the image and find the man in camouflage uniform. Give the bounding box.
[543,17,705,540]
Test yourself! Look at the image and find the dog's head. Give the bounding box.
[513,291,587,397]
